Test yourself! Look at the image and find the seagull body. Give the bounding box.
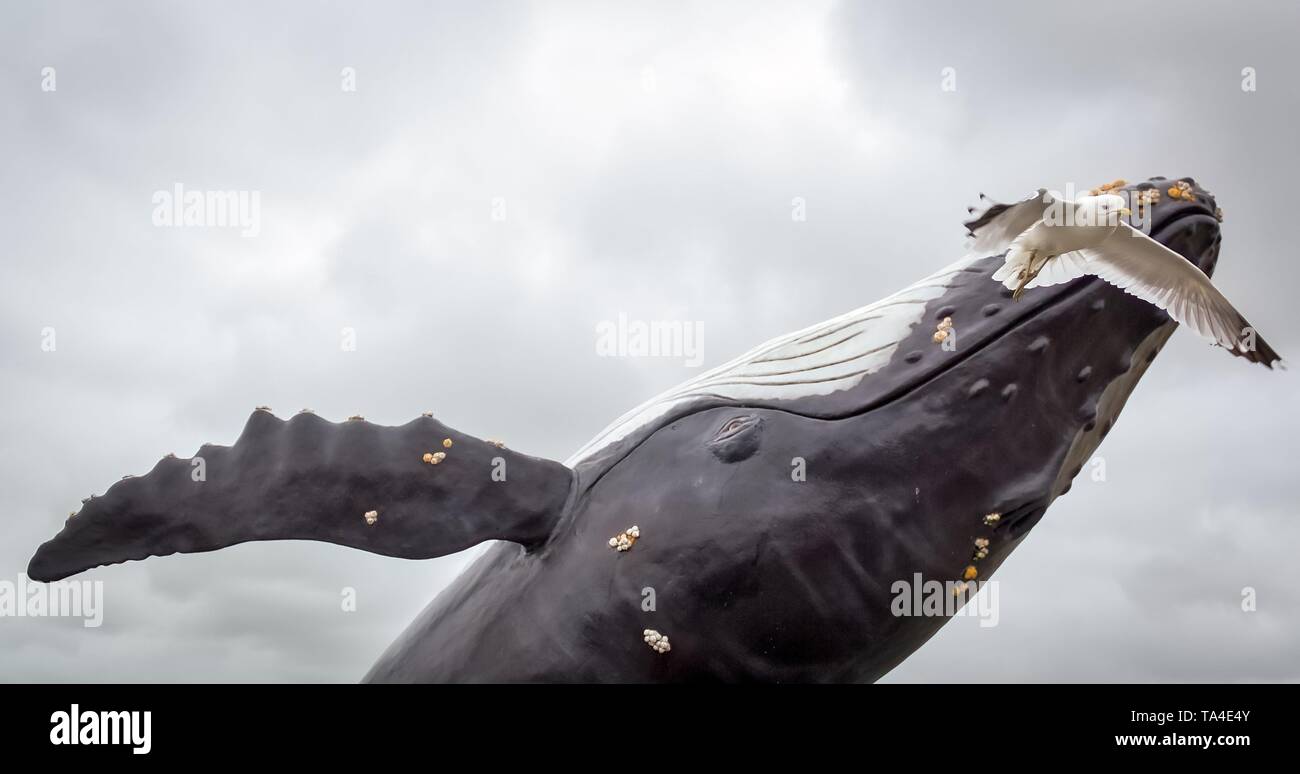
[967,187,1281,368]
[993,194,1127,298]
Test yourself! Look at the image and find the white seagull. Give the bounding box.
[965,186,1281,368]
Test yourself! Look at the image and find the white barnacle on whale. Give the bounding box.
[643,629,671,654]
[608,525,640,552]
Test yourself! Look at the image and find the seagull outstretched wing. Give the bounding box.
[964,188,1055,257]
[1083,223,1282,367]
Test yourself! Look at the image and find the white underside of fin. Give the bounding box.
[565,255,979,466]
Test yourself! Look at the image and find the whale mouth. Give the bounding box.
[1132,178,1221,274]
[1150,202,1213,237]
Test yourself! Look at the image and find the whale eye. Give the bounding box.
[707,414,763,462]
[717,417,751,438]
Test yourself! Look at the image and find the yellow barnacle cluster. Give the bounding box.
[932,316,954,344]
[1088,178,1127,196]
[420,438,456,466]
[1167,180,1197,202]
[1134,188,1161,212]
[957,516,1000,587]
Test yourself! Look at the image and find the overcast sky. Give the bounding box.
[2,0,1296,682]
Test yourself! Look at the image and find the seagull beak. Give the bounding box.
[1118,207,1132,216]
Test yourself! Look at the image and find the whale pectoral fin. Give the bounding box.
[27,410,574,582]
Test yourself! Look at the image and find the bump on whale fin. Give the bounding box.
[27,410,574,582]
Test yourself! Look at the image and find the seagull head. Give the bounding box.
[1079,193,1131,224]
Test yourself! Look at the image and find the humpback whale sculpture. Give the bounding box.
[28,176,1271,682]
